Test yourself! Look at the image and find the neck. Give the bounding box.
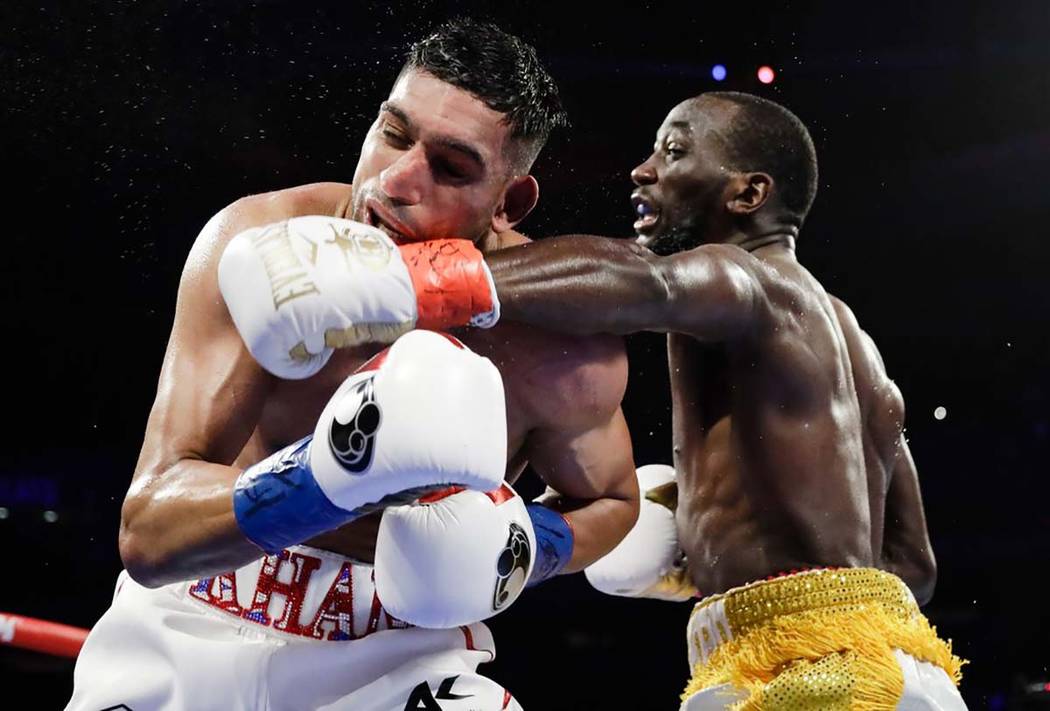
[723,229,797,255]
[479,229,502,254]
[335,189,353,220]
[480,228,529,253]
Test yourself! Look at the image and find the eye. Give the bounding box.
[666,141,687,158]
[434,158,468,182]
[380,121,409,148]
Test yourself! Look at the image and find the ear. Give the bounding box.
[726,172,773,215]
[492,175,539,232]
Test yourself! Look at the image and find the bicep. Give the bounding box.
[523,407,636,501]
[488,237,762,341]
[657,246,764,341]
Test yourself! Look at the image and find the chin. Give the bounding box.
[645,229,701,257]
[349,198,367,224]
[644,234,684,256]
[634,231,666,251]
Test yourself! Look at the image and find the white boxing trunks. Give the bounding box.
[66,545,522,711]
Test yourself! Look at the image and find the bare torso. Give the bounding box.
[231,184,621,562]
[671,253,904,595]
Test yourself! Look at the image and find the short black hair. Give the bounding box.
[704,91,818,224]
[402,18,568,172]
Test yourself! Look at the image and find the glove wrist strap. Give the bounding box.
[469,259,501,328]
[525,503,575,587]
[400,240,498,330]
[233,437,354,554]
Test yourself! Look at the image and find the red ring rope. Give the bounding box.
[0,612,89,658]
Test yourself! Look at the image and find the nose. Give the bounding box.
[379,146,426,206]
[631,157,658,186]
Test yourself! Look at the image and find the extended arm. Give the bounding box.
[485,235,761,340]
[225,231,761,353]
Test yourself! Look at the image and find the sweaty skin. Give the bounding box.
[122,183,635,586]
[480,96,936,603]
[120,68,637,589]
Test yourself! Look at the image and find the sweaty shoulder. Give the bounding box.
[716,245,843,342]
[182,182,352,282]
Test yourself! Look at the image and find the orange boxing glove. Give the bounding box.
[399,239,500,331]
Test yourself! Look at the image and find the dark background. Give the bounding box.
[3,1,1049,708]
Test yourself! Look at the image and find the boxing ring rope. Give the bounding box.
[0,612,89,658]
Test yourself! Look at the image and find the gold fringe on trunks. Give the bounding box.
[682,570,965,710]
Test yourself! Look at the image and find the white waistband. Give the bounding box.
[686,595,733,668]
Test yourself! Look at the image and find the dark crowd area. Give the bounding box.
[3,1,1049,708]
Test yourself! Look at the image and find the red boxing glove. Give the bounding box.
[399,239,500,331]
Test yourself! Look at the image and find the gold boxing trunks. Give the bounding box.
[682,568,965,710]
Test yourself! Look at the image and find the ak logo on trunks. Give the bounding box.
[404,675,473,710]
[329,374,382,473]
[493,522,531,611]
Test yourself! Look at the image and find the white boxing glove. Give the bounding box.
[584,464,698,601]
[218,216,499,379]
[233,330,507,554]
[374,484,536,629]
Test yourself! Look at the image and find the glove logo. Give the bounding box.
[329,374,382,473]
[492,522,531,611]
[324,221,393,271]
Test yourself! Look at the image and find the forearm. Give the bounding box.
[119,458,262,588]
[486,236,671,336]
[537,491,638,574]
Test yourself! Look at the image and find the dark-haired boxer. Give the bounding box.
[67,20,638,711]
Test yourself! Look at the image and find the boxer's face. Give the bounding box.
[631,99,736,255]
[351,69,526,245]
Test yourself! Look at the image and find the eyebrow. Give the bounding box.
[655,120,694,145]
[380,101,487,171]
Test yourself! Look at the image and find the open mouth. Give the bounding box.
[631,193,660,234]
[364,197,415,244]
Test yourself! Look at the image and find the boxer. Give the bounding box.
[316,91,970,709]
[67,20,638,711]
